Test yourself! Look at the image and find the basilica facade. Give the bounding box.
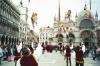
[39,4,100,47]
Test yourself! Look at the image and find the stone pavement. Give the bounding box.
[1,61,15,66]
[1,51,100,66]
[38,51,66,66]
[38,51,100,66]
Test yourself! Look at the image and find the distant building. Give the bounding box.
[39,4,100,47]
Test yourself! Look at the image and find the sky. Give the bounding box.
[11,0,100,33]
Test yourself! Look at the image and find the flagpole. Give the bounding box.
[90,0,91,10]
[57,0,60,43]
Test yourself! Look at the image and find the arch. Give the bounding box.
[68,32,75,38]
[1,35,5,44]
[56,34,64,38]
[56,34,64,42]
[80,30,94,39]
[5,36,8,44]
[9,37,11,45]
[79,19,94,29]
[11,38,14,45]
[80,30,95,47]
[66,32,75,43]
[13,38,16,45]
[14,38,17,45]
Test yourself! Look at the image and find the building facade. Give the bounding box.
[39,4,100,47]
[0,0,20,46]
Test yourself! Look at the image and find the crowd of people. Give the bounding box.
[0,44,14,65]
[41,42,100,66]
[63,43,100,66]
[0,42,100,66]
[0,42,39,66]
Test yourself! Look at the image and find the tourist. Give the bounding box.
[7,46,12,62]
[65,45,71,66]
[16,47,38,66]
[75,46,84,66]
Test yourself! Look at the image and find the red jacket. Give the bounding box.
[20,55,38,66]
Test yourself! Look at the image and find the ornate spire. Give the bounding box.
[54,15,56,21]
[95,10,98,20]
[20,0,23,7]
[75,12,78,18]
[84,4,87,10]
[95,10,98,17]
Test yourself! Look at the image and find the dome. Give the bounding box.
[78,9,94,21]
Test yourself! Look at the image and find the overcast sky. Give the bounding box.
[11,0,100,33]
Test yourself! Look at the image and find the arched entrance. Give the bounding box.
[1,35,5,45]
[80,30,95,47]
[56,34,63,43]
[96,29,100,46]
[66,32,75,43]
[5,36,8,44]
[9,37,11,46]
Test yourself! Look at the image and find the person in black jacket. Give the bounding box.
[75,46,84,66]
[65,45,71,66]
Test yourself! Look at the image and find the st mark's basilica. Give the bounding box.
[39,3,100,47]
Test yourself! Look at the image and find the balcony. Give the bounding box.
[0,14,19,31]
